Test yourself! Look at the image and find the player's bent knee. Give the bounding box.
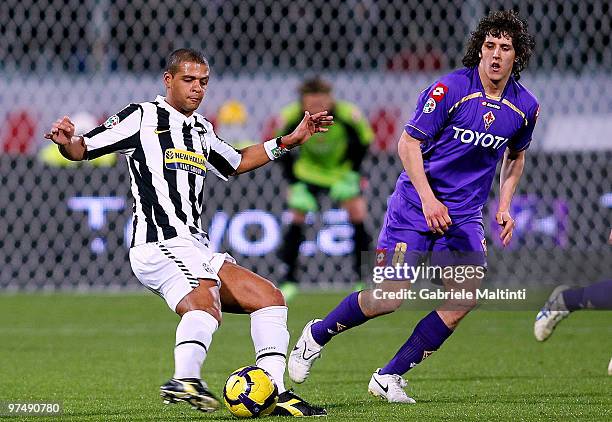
[455,294,479,312]
[175,279,223,323]
[360,289,403,317]
[376,297,404,314]
[176,301,222,324]
[270,286,286,306]
[466,297,479,310]
[251,283,286,309]
[440,299,477,316]
[217,262,286,313]
[244,286,285,313]
[437,309,471,329]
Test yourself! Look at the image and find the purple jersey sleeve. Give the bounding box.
[508,103,540,152]
[404,79,458,141]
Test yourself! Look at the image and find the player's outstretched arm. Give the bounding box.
[44,116,86,161]
[234,111,333,175]
[496,148,526,246]
[398,131,451,234]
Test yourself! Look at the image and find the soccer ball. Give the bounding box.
[223,366,278,418]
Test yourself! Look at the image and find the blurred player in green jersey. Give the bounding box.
[276,77,374,301]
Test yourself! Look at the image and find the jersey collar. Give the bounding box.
[472,67,513,102]
[155,95,197,126]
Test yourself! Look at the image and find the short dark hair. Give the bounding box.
[298,77,332,97]
[462,10,535,80]
[165,48,209,75]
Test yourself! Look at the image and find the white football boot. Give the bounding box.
[534,285,571,341]
[608,356,612,376]
[368,368,416,404]
[288,319,323,383]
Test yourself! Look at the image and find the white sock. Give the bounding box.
[250,306,289,393]
[173,310,218,379]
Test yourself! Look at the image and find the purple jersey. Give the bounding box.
[397,67,539,217]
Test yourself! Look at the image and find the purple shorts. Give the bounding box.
[376,192,487,269]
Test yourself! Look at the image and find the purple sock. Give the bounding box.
[379,311,453,376]
[310,292,369,346]
[562,279,612,311]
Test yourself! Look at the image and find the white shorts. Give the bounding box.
[129,234,235,311]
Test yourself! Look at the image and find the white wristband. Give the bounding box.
[263,137,290,160]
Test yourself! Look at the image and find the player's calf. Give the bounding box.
[218,262,290,393]
[175,279,223,321]
[437,272,481,329]
[359,279,413,317]
[378,310,454,378]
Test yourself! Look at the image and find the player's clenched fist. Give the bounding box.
[44,115,75,145]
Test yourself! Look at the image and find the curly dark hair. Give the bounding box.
[462,10,535,80]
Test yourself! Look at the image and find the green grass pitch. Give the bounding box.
[1,292,610,421]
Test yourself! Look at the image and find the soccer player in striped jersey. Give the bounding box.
[289,11,539,403]
[45,48,332,416]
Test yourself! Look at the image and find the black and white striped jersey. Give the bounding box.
[83,95,242,246]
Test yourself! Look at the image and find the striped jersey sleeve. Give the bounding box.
[205,127,242,180]
[83,103,142,160]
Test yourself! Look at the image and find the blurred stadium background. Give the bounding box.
[1,0,610,291]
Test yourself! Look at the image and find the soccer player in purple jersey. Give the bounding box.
[534,278,612,336]
[288,11,539,403]
[537,277,612,377]
[534,229,612,375]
